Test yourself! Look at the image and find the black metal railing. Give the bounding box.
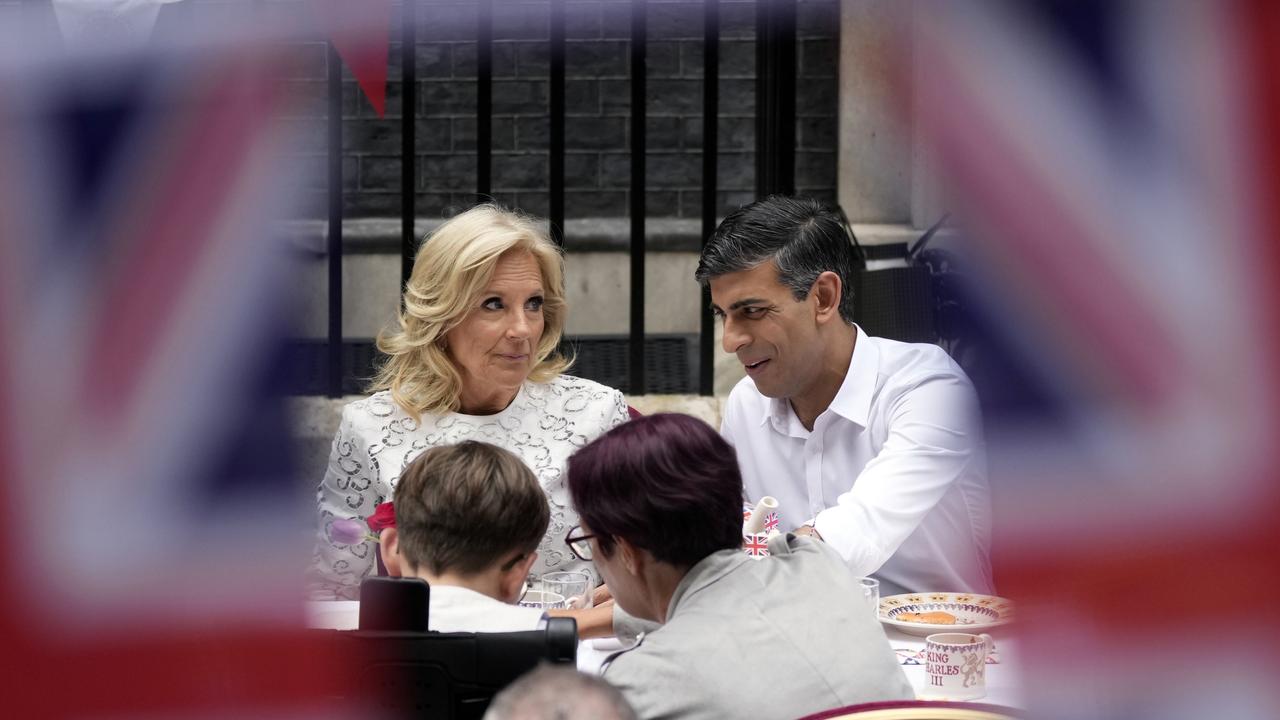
[756,0,795,196]
[401,0,418,289]
[316,0,799,398]
[326,41,343,398]
[549,0,565,246]
[699,0,719,395]
[628,0,648,394]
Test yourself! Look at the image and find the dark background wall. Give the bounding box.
[283,0,839,220]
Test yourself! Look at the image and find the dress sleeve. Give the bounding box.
[812,371,984,575]
[309,406,381,600]
[606,387,630,430]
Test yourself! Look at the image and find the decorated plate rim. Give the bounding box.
[878,592,1014,624]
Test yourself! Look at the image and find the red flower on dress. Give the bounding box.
[366,501,396,533]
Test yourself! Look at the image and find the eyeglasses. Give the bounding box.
[564,525,597,561]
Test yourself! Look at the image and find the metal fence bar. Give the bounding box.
[629,0,647,394]
[307,0,807,397]
[549,0,566,246]
[478,0,493,197]
[401,0,418,289]
[699,0,719,396]
[327,41,344,398]
[755,0,795,197]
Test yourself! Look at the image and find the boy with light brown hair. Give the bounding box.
[381,440,550,632]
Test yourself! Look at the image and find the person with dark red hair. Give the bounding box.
[565,413,911,720]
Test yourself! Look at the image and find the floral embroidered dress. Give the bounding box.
[311,374,629,600]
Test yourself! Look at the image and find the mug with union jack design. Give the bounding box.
[742,532,771,558]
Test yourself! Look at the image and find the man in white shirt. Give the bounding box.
[696,196,993,596]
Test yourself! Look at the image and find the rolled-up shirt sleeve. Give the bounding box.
[812,373,982,576]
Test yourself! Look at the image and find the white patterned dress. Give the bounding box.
[311,374,629,600]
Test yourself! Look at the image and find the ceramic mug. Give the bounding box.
[923,632,994,700]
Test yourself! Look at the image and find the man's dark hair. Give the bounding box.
[695,195,859,323]
[394,441,549,575]
[566,413,743,568]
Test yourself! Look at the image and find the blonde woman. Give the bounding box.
[311,205,628,600]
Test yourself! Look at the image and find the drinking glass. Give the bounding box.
[517,589,567,610]
[856,576,880,618]
[541,571,594,609]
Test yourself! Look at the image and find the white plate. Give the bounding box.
[879,592,1013,637]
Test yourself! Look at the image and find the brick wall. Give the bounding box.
[282,0,839,220]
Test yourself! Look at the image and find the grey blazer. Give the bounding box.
[604,534,913,720]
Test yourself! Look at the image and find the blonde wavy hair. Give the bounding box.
[369,204,571,420]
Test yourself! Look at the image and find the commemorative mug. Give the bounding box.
[742,531,771,558]
[923,632,994,700]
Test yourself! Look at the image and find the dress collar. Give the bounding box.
[452,382,530,420]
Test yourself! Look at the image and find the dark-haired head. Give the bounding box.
[695,195,858,324]
[566,413,743,568]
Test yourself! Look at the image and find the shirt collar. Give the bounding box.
[828,324,877,428]
[761,395,788,431]
[759,324,878,432]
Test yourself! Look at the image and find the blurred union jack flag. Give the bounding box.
[0,12,355,719]
[906,1,1280,717]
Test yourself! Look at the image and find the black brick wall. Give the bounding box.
[279,0,839,220]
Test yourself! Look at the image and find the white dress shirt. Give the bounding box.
[427,586,546,633]
[722,325,993,596]
[304,586,545,633]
